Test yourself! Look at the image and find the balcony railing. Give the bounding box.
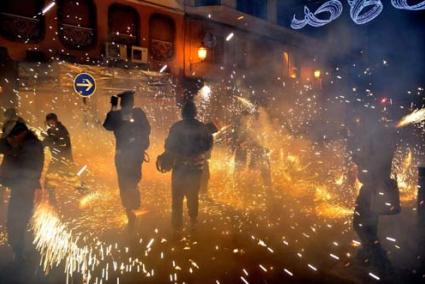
[0,12,43,42]
[59,23,95,48]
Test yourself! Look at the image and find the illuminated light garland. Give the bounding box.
[291,0,425,29]
[391,0,425,10]
[291,1,344,29]
[348,0,384,24]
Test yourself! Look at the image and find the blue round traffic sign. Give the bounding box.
[74,73,96,97]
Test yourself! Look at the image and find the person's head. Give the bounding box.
[118,91,135,111]
[181,101,197,120]
[6,122,29,147]
[3,108,17,121]
[45,113,58,128]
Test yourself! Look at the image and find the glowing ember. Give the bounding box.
[396,108,425,128]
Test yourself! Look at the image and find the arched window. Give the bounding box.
[108,4,139,46]
[0,0,44,42]
[149,14,175,61]
[58,0,96,49]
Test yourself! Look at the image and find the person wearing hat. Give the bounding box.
[0,121,44,263]
[162,101,213,232]
[103,91,151,229]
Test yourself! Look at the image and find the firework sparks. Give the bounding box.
[396,108,425,128]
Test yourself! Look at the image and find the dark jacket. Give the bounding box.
[103,108,151,158]
[165,118,213,170]
[349,125,396,184]
[0,131,44,189]
[43,122,72,161]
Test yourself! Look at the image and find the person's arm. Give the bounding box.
[103,111,120,131]
[165,124,179,155]
[200,123,214,153]
[60,126,72,149]
[140,110,151,136]
[0,138,10,154]
[21,142,44,182]
[42,129,54,148]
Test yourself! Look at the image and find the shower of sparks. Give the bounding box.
[0,59,422,284]
[396,108,425,128]
[31,202,90,275]
[235,96,256,112]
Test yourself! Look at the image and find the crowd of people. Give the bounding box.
[0,89,408,281]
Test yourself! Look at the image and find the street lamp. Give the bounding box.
[197,46,208,61]
[314,70,321,79]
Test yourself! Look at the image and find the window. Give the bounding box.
[237,0,268,19]
[195,0,220,6]
[108,4,139,46]
[149,14,175,61]
[58,0,96,49]
[0,0,44,42]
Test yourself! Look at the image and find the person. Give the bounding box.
[164,101,213,231]
[232,111,271,188]
[103,91,151,228]
[0,122,44,263]
[43,113,73,172]
[42,113,82,203]
[1,108,25,138]
[348,112,398,274]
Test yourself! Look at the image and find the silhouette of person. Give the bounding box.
[103,91,151,228]
[164,101,213,231]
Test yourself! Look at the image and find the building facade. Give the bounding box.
[0,0,321,108]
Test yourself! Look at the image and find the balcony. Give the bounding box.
[59,24,95,49]
[0,12,43,43]
[185,4,316,47]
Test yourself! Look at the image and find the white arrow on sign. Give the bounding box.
[76,79,94,92]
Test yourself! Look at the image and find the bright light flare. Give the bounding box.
[42,2,56,15]
[159,65,168,73]
[77,165,88,176]
[396,108,425,128]
[226,32,234,41]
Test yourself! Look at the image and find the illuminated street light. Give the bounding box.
[314,70,321,79]
[198,47,208,61]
